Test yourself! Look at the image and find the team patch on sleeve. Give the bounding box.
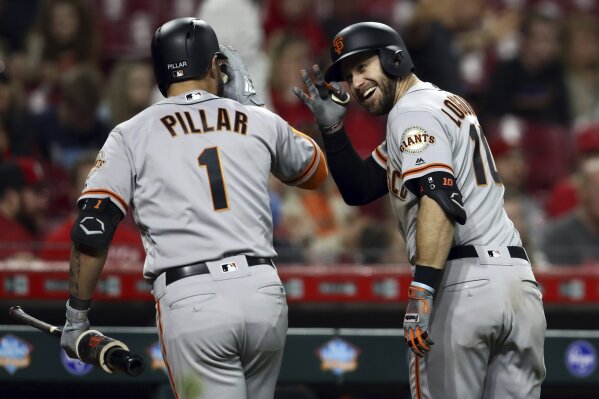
[87,150,106,180]
[399,127,435,154]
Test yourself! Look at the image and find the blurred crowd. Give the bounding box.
[0,0,598,268]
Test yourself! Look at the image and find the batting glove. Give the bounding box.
[219,45,265,106]
[403,283,435,357]
[293,64,350,134]
[61,301,90,359]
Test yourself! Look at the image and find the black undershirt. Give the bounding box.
[321,127,388,205]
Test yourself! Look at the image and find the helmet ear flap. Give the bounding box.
[379,47,413,79]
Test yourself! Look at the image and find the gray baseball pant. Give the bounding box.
[152,256,287,399]
[409,245,546,399]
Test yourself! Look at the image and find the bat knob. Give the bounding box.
[8,306,21,317]
[106,348,145,377]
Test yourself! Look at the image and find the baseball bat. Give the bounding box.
[9,306,144,377]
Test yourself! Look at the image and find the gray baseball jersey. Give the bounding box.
[373,81,546,398]
[79,90,325,399]
[80,90,323,279]
[372,81,521,264]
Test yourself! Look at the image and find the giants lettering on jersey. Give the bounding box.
[160,108,249,137]
[399,127,435,153]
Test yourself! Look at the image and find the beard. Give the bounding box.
[366,75,397,116]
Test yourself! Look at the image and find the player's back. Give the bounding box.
[388,82,521,250]
[91,90,319,276]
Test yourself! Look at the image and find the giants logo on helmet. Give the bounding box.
[167,61,188,70]
[333,36,344,55]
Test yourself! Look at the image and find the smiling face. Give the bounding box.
[340,51,397,115]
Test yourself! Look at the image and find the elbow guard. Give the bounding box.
[406,171,467,225]
[71,198,123,252]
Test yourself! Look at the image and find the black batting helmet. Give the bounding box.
[151,18,227,97]
[324,22,414,82]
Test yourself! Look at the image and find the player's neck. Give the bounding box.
[394,73,420,104]
[168,80,213,97]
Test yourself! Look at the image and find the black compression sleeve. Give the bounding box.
[321,127,388,205]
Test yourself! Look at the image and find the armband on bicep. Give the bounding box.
[405,171,467,225]
[71,198,124,252]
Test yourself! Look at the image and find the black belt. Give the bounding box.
[447,245,529,263]
[165,256,274,286]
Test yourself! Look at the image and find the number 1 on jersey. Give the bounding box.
[469,124,502,186]
[198,147,229,210]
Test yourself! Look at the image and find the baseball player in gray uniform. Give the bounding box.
[295,22,546,398]
[60,18,328,399]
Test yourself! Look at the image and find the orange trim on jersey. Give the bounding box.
[374,146,388,162]
[156,300,180,399]
[401,163,453,179]
[414,356,422,399]
[298,148,328,189]
[284,127,321,185]
[80,189,129,212]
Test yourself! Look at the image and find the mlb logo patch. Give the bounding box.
[487,250,501,258]
[186,92,203,102]
[173,70,184,77]
[221,262,238,273]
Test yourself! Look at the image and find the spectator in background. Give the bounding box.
[403,0,487,96]
[563,13,599,127]
[268,176,306,264]
[268,32,318,134]
[483,10,571,126]
[39,152,144,268]
[503,191,545,267]
[35,66,109,170]
[104,59,154,128]
[488,135,545,252]
[350,219,408,264]
[542,155,599,266]
[13,157,48,240]
[24,0,99,112]
[0,69,37,160]
[545,124,599,218]
[197,0,272,108]
[0,161,37,260]
[263,0,326,55]
[280,179,359,264]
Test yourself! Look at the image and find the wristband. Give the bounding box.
[412,265,442,293]
[69,295,92,310]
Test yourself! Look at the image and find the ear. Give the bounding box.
[208,55,220,79]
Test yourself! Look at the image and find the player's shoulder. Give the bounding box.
[394,81,448,113]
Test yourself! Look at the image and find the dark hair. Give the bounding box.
[520,10,559,38]
[0,162,25,197]
[60,66,102,115]
[34,0,98,63]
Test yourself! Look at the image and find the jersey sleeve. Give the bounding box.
[371,140,388,169]
[78,130,134,215]
[388,111,454,184]
[272,120,327,189]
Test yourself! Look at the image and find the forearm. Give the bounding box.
[68,244,108,301]
[415,196,455,270]
[321,127,388,205]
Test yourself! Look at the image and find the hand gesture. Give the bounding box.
[293,64,350,134]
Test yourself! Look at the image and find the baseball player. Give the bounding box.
[295,22,546,398]
[60,18,328,399]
